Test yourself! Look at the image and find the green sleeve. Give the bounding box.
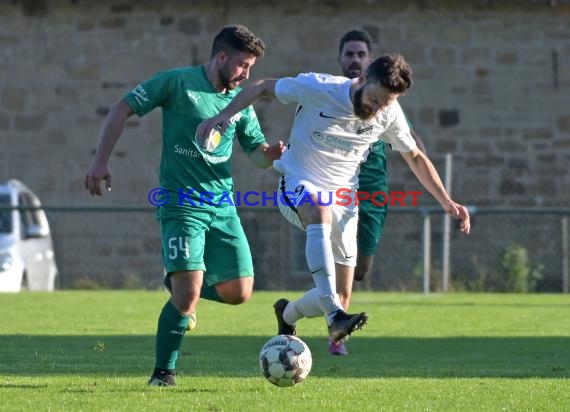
[235,106,266,154]
[123,70,176,117]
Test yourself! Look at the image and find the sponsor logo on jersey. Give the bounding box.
[174,144,230,164]
[356,123,374,136]
[131,85,149,106]
[229,112,243,123]
[311,131,353,153]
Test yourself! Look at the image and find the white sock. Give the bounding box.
[283,288,323,325]
[306,224,343,315]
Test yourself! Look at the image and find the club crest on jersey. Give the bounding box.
[356,123,374,136]
[196,127,222,152]
[194,113,242,154]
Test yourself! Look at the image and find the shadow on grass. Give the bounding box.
[0,335,569,379]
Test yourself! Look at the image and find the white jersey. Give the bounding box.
[273,73,416,192]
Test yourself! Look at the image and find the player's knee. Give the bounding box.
[220,289,252,305]
[171,296,196,315]
[216,282,253,305]
[301,204,332,225]
[316,205,332,223]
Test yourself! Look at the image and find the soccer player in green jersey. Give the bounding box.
[85,25,284,386]
[331,30,427,355]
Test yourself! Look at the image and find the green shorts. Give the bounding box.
[357,199,387,257]
[357,142,388,257]
[157,205,254,287]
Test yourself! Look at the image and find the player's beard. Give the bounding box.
[353,87,375,120]
[343,63,362,79]
[219,64,243,91]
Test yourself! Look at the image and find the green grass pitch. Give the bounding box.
[1,291,569,411]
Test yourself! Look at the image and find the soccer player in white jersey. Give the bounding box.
[329,29,427,356]
[198,54,471,344]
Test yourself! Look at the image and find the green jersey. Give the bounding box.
[358,141,387,194]
[358,111,413,194]
[357,115,414,255]
[124,66,266,210]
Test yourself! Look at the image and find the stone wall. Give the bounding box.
[1,0,569,288]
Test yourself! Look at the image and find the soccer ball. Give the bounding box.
[259,335,312,387]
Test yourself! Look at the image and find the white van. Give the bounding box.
[0,180,58,292]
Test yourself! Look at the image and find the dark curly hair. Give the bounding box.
[211,25,265,58]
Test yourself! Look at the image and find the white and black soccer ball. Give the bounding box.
[259,335,312,387]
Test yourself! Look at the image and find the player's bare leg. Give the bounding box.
[354,254,374,282]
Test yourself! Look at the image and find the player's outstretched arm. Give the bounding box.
[411,129,428,154]
[401,148,471,234]
[85,99,133,196]
[197,79,278,139]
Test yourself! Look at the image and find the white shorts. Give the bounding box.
[277,175,358,266]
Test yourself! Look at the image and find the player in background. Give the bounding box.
[329,29,427,355]
[197,54,471,348]
[85,25,284,386]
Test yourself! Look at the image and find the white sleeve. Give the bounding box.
[274,73,323,105]
[379,102,417,153]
